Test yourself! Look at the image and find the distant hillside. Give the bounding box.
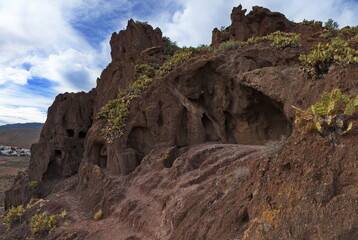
[0,122,43,131]
[0,123,43,148]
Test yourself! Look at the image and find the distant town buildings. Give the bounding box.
[0,145,31,157]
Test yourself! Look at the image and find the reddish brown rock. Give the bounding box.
[212,5,295,46]
[95,20,165,113]
[3,5,358,240]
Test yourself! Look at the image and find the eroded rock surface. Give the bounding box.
[3,5,358,240]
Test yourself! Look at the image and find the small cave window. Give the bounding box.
[78,131,87,139]
[66,129,74,137]
[54,150,62,158]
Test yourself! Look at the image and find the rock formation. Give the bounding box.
[212,5,295,46]
[3,5,358,240]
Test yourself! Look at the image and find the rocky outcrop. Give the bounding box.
[3,5,358,240]
[212,5,295,46]
[95,20,165,113]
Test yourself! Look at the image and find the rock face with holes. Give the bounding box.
[28,91,95,182]
[4,5,358,240]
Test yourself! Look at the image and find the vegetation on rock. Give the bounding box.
[293,88,358,145]
[242,31,301,49]
[217,40,241,51]
[157,48,193,76]
[29,212,57,235]
[93,209,103,220]
[97,45,212,143]
[299,19,322,26]
[3,205,24,228]
[300,37,358,78]
[162,36,180,55]
[217,31,300,52]
[97,64,155,143]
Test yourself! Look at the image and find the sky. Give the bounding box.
[0,0,358,125]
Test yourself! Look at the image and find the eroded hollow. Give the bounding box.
[92,143,107,169]
[202,114,219,142]
[43,150,63,180]
[127,127,155,155]
[226,87,292,145]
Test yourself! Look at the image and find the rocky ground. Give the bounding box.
[2,4,358,240]
[0,155,29,239]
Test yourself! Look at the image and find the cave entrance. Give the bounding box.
[93,143,107,169]
[127,127,155,155]
[226,87,292,145]
[43,150,63,180]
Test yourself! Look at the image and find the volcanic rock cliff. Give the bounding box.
[2,5,358,240]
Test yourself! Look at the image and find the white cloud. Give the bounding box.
[0,67,31,85]
[149,0,239,47]
[0,106,47,124]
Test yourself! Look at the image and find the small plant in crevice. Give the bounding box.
[293,88,358,145]
[28,180,39,188]
[299,37,358,79]
[29,212,58,236]
[93,209,103,221]
[3,205,24,229]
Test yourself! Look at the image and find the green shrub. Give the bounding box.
[135,20,149,26]
[162,36,180,56]
[320,19,339,38]
[242,31,300,49]
[300,19,322,26]
[29,212,57,235]
[299,37,358,78]
[28,180,38,188]
[3,205,24,228]
[293,88,358,145]
[217,40,241,51]
[156,48,193,76]
[134,64,155,78]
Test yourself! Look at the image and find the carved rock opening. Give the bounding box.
[43,150,63,180]
[226,87,292,145]
[127,127,155,155]
[66,129,74,137]
[93,143,107,169]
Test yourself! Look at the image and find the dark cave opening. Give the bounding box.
[66,129,74,137]
[43,150,63,180]
[225,87,292,145]
[93,143,107,169]
[202,114,219,142]
[78,131,87,139]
